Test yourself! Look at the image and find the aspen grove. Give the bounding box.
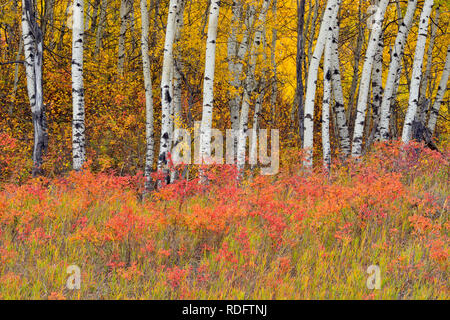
[0,0,448,299]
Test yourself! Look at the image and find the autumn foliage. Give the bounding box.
[0,141,448,299]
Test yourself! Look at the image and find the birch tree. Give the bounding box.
[351,0,389,157]
[294,0,306,144]
[322,24,333,169]
[227,2,253,161]
[171,0,186,182]
[72,0,86,171]
[140,0,155,190]
[401,0,434,144]
[237,0,271,172]
[329,15,350,158]
[157,0,178,176]
[427,45,450,134]
[200,0,221,163]
[378,0,417,140]
[21,0,47,176]
[302,0,339,167]
[417,6,440,125]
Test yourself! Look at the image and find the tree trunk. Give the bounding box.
[270,0,278,119]
[294,0,306,146]
[171,0,186,182]
[378,0,417,140]
[346,0,363,134]
[416,6,440,125]
[118,0,132,75]
[94,0,108,56]
[302,0,339,167]
[72,0,86,171]
[322,24,332,170]
[141,0,155,191]
[22,0,47,176]
[351,0,389,157]
[427,45,450,134]
[200,0,221,163]
[237,0,271,173]
[329,15,350,158]
[157,0,178,178]
[401,0,434,144]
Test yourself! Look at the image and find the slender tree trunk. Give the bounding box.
[58,0,73,50]
[10,37,23,116]
[141,0,155,191]
[118,0,132,76]
[158,0,178,177]
[200,0,221,163]
[365,27,385,149]
[22,0,47,176]
[227,2,253,163]
[302,0,339,167]
[322,24,332,170]
[72,0,86,171]
[427,45,450,134]
[378,0,417,140]
[294,0,306,146]
[351,0,389,157]
[94,0,108,56]
[417,6,440,125]
[270,0,278,119]
[347,0,363,133]
[171,0,186,182]
[237,0,271,173]
[401,0,434,144]
[329,15,350,158]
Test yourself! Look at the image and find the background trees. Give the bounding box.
[0,0,448,182]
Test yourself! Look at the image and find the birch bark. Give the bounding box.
[329,16,350,158]
[22,0,47,176]
[158,0,178,174]
[72,0,86,170]
[351,0,389,157]
[427,45,450,134]
[303,0,339,167]
[237,0,271,172]
[378,0,417,140]
[141,0,155,190]
[401,0,434,143]
[200,0,221,163]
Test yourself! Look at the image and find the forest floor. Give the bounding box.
[0,142,448,299]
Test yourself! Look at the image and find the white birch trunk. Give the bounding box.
[200,0,221,163]
[401,0,434,143]
[351,0,389,157]
[427,45,450,134]
[72,0,86,171]
[302,0,339,167]
[378,0,417,140]
[329,15,350,158]
[158,0,178,173]
[322,26,332,170]
[417,7,440,124]
[171,0,185,182]
[141,0,155,190]
[227,3,253,162]
[22,0,46,176]
[237,0,271,172]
